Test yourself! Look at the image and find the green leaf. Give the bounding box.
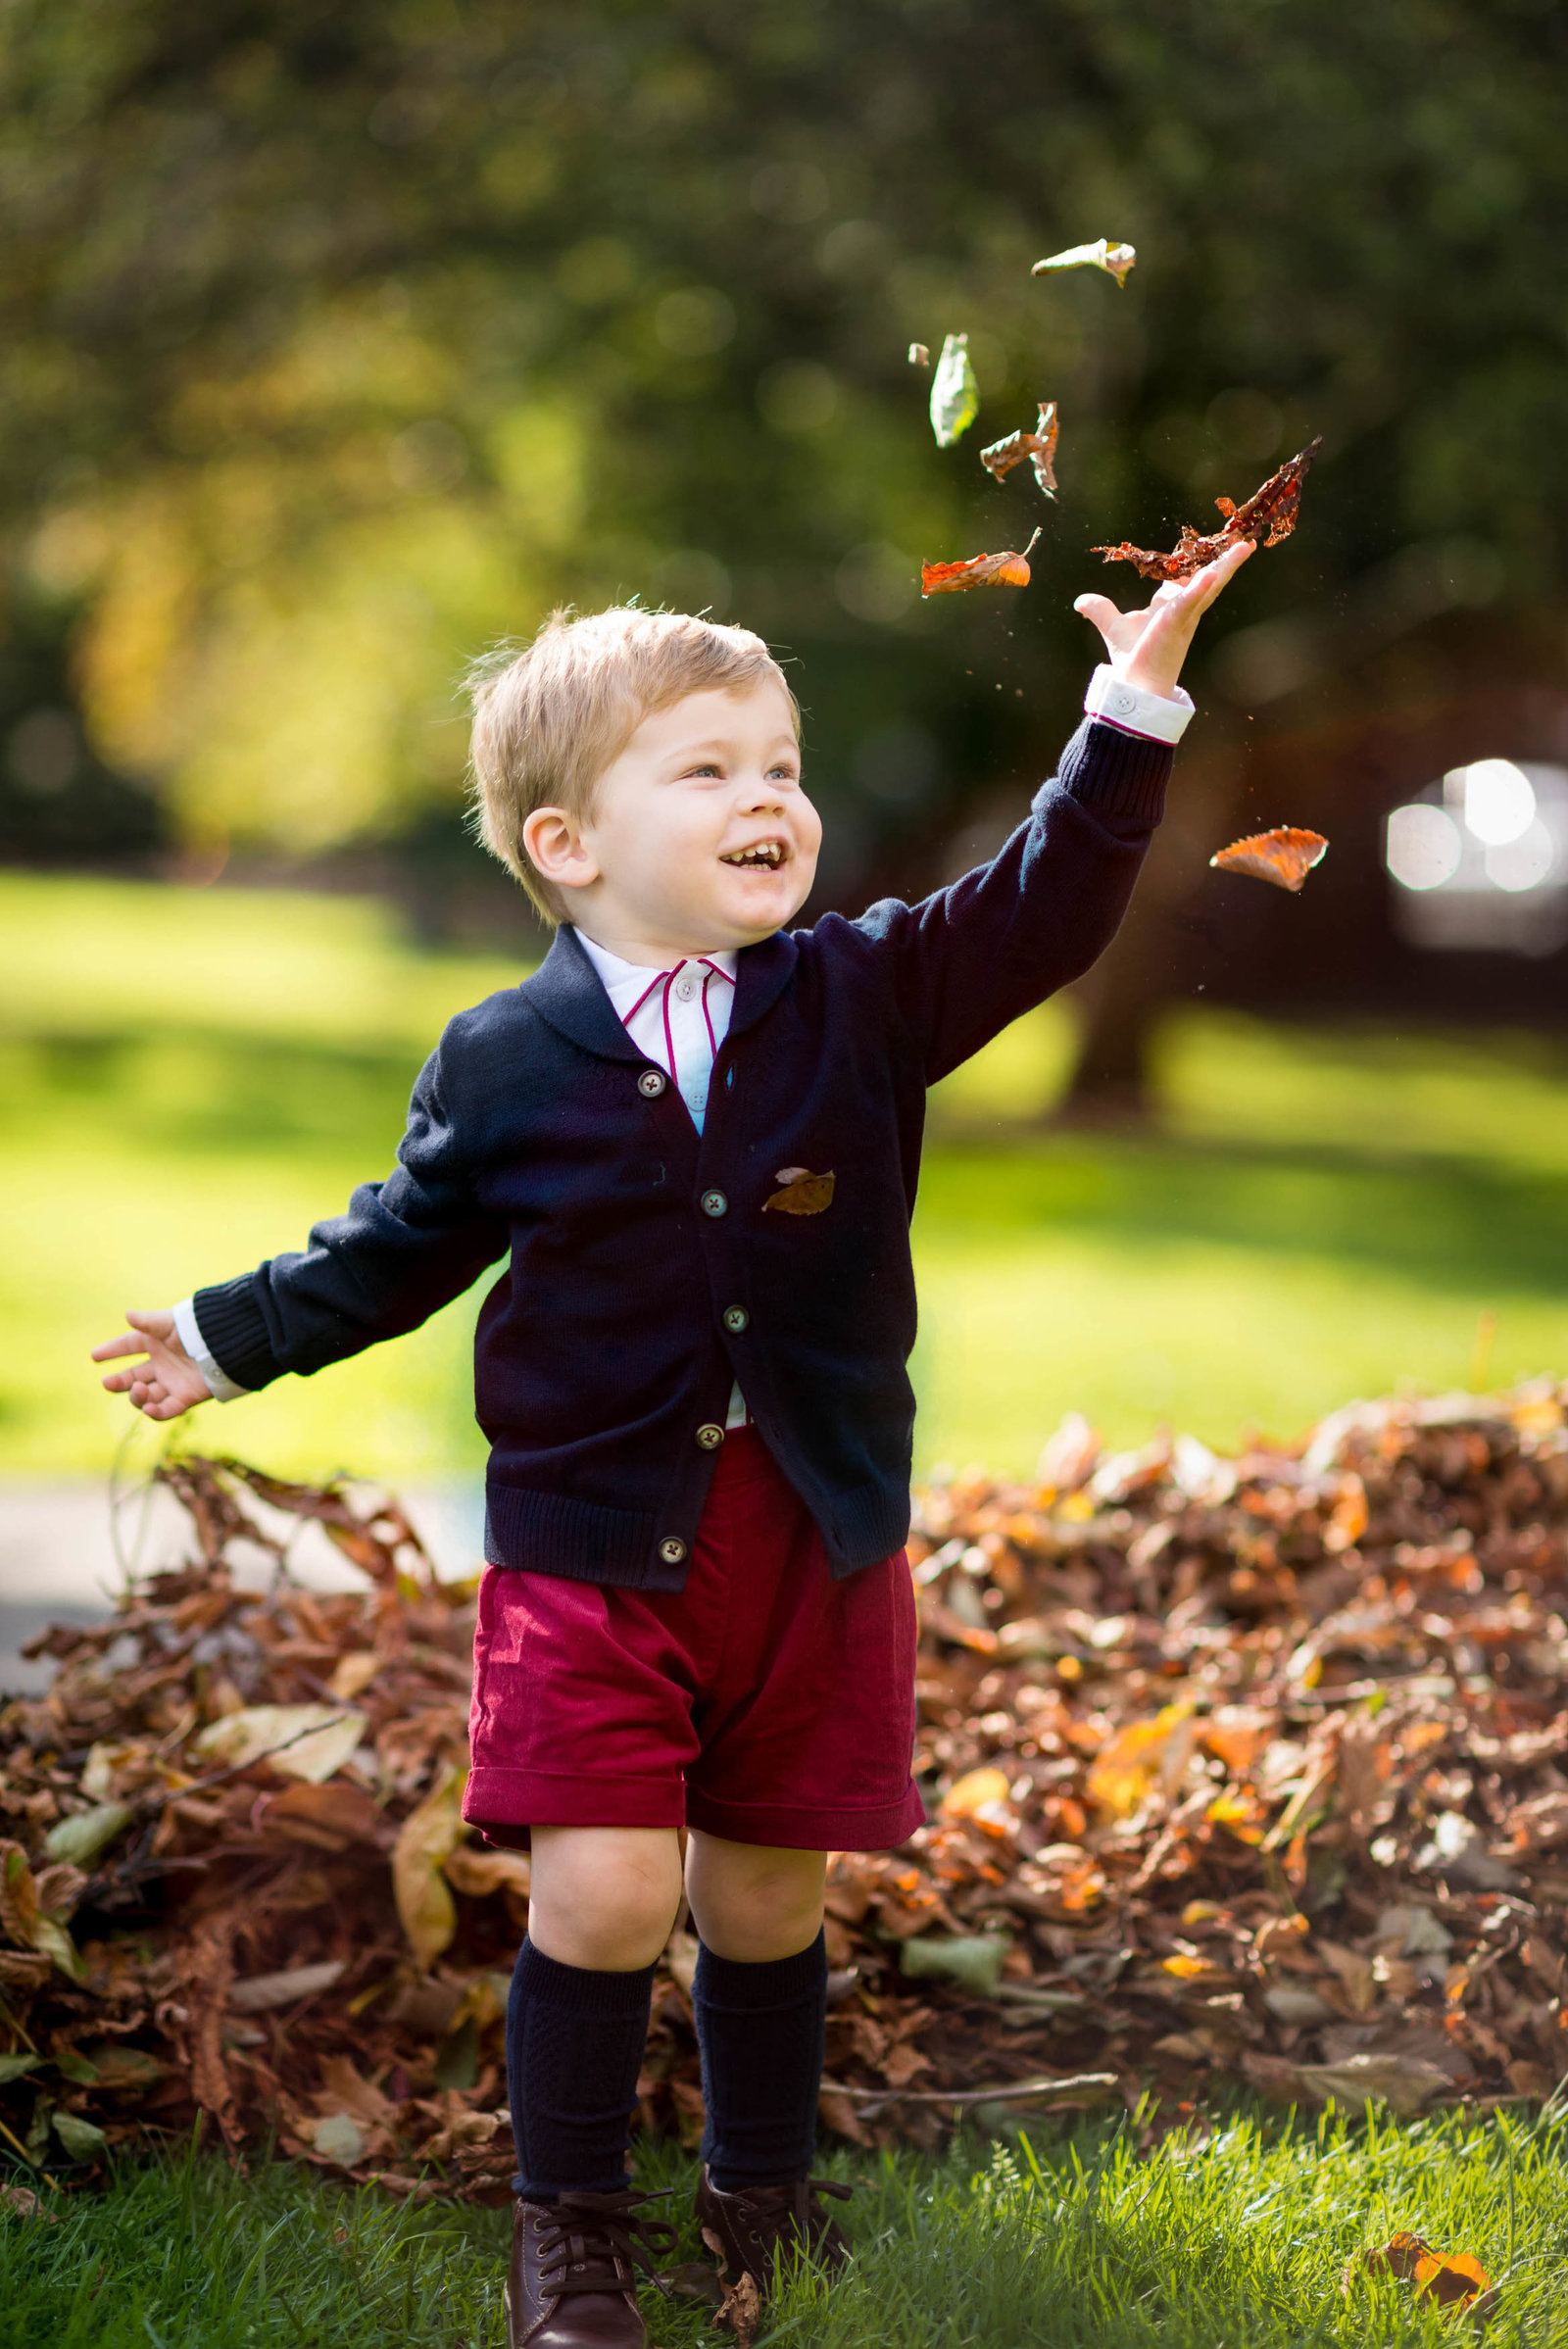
[51,2111,108,2161]
[900,1932,1010,1996]
[432,2014,480,2092]
[44,1802,133,1871]
[0,2053,39,2083]
[929,333,979,448]
[53,2047,100,2085]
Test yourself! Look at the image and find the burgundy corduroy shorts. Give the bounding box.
[463,1426,925,1851]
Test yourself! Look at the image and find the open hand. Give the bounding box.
[91,1309,211,1421]
[1074,536,1252,702]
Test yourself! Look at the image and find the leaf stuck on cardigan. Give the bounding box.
[763,1169,836,1215]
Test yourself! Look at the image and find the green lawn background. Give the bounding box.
[5,868,1568,1488]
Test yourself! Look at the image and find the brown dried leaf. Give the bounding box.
[763,1169,836,1215]
[392,1759,466,1969]
[921,529,1041,598]
[1093,438,1321,582]
[980,403,1059,499]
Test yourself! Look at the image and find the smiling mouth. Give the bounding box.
[719,840,787,869]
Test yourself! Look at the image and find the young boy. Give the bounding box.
[94,542,1248,2348]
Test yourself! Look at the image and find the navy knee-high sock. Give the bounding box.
[692,1931,828,2191]
[507,1937,655,2200]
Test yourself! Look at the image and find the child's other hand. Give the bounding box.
[1074,536,1252,703]
[91,1309,212,1421]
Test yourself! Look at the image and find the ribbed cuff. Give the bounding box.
[1056,714,1173,826]
[516,1939,659,2017]
[693,1930,827,2010]
[191,1275,284,1395]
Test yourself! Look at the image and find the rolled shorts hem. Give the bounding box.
[464,1764,686,1835]
[684,1781,929,1852]
[463,1766,928,1854]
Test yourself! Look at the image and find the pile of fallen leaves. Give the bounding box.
[5,1383,1568,2196]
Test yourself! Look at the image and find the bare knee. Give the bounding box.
[527,1826,683,1971]
[685,1832,826,1961]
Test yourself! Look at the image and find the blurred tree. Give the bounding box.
[1,0,1564,1098]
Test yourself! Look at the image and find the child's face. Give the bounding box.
[525,681,820,960]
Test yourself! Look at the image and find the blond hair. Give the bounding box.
[466,605,800,922]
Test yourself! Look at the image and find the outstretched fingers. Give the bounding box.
[1182,536,1254,612]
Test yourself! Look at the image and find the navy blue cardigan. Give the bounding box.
[193,716,1171,1590]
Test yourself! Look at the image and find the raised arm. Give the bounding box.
[858,542,1251,1082]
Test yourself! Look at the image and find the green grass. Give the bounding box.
[4,869,1568,1485]
[4,2105,1567,2347]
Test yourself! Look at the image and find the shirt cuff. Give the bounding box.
[1084,664,1195,745]
[172,1297,248,1404]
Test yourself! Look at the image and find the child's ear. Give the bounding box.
[522,806,600,890]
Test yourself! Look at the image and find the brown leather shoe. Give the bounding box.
[505,2189,676,2349]
[694,2167,854,2302]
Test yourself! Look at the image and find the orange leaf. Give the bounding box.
[1415,2250,1492,2310]
[941,1767,1011,1821]
[1363,2232,1433,2281]
[921,528,1041,597]
[1209,828,1328,894]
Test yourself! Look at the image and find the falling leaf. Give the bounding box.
[907,342,929,367]
[921,528,1041,598]
[1093,437,1322,581]
[981,403,1060,499]
[1209,828,1328,893]
[763,1168,836,1214]
[192,1703,368,1785]
[1031,238,1136,286]
[929,332,979,447]
[391,1759,467,1970]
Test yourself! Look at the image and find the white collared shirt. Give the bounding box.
[571,932,737,1135]
[573,929,749,1429]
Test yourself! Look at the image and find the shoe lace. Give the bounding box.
[533,2188,679,2301]
[734,2176,854,2245]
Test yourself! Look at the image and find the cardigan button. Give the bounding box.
[701,1189,727,1218]
[658,1535,688,1566]
[637,1068,666,1098]
[722,1305,749,1334]
[696,1423,724,1450]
